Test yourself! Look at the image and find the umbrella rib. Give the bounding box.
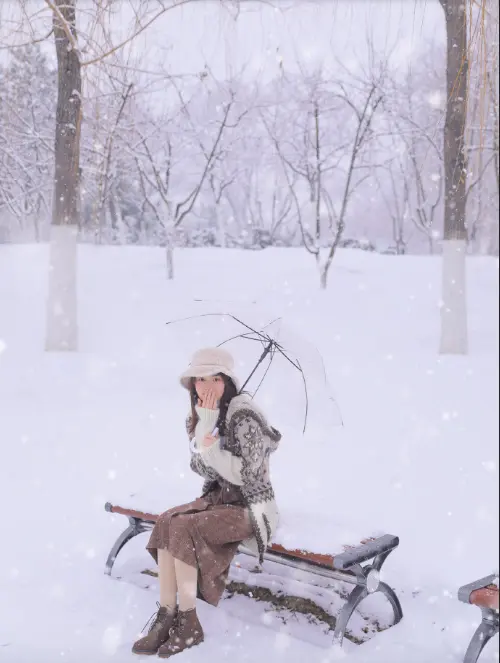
[217,332,266,346]
[166,312,267,340]
[223,313,271,339]
[260,316,283,332]
[166,312,279,353]
[263,325,308,431]
[295,358,309,433]
[166,313,284,349]
[251,344,277,399]
[273,344,301,371]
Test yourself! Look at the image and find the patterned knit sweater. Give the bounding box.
[187,393,281,563]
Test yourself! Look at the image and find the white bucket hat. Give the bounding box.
[179,347,240,391]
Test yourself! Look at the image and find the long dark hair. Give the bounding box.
[188,373,238,437]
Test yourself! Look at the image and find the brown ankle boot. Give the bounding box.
[132,603,177,656]
[157,608,204,658]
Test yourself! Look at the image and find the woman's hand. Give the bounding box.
[200,389,218,411]
[202,433,219,448]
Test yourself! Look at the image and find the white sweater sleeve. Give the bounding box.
[200,441,243,486]
[194,407,219,450]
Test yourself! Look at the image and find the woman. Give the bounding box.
[132,347,281,658]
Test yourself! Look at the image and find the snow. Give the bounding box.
[0,244,498,662]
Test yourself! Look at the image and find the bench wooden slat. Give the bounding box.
[105,502,389,570]
[470,586,500,611]
[106,503,158,523]
[458,574,500,608]
[268,543,334,568]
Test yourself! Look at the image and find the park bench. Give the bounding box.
[104,500,403,646]
[458,574,499,663]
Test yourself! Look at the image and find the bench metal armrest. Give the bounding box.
[333,534,399,570]
[458,574,499,604]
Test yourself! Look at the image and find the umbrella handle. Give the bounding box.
[239,340,274,393]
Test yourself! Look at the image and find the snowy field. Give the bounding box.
[0,244,498,663]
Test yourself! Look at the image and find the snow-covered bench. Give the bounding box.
[458,574,499,663]
[104,499,403,646]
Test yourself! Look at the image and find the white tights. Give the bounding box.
[158,548,198,612]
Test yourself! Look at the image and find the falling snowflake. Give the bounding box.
[102,625,122,656]
[427,91,444,108]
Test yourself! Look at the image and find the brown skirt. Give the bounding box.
[146,483,253,606]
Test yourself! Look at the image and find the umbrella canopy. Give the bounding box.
[166,308,342,436]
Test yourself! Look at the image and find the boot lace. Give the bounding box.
[141,602,165,634]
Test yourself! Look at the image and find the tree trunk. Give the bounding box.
[439,0,468,355]
[165,225,175,280]
[45,0,82,352]
[319,258,328,290]
[166,244,174,280]
[428,235,435,255]
[487,217,499,256]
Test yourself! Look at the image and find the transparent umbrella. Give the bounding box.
[165,308,342,436]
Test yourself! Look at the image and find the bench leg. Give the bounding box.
[377,581,404,625]
[331,581,403,646]
[463,609,499,663]
[105,517,146,576]
[371,550,404,627]
[330,549,404,647]
[332,584,368,645]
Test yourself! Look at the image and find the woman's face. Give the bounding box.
[194,374,225,404]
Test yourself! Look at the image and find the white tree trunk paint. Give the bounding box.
[439,238,468,354]
[45,225,78,352]
[166,244,174,280]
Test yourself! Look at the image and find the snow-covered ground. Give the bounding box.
[0,244,498,663]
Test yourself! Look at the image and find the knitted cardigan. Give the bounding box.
[187,393,281,563]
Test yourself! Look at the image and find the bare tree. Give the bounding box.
[466,2,499,255]
[374,136,410,255]
[247,170,295,247]
[45,0,82,352]
[218,99,297,249]
[485,66,500,254]
[173,75,250,250]
[263,71,383,288]
[131,81,241,278]
[3,0,494,266]
[438,0,469,354]
[390,72,444,254]
[5,0,236,350]
[0,44,55,242]
[94,82,134,243]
